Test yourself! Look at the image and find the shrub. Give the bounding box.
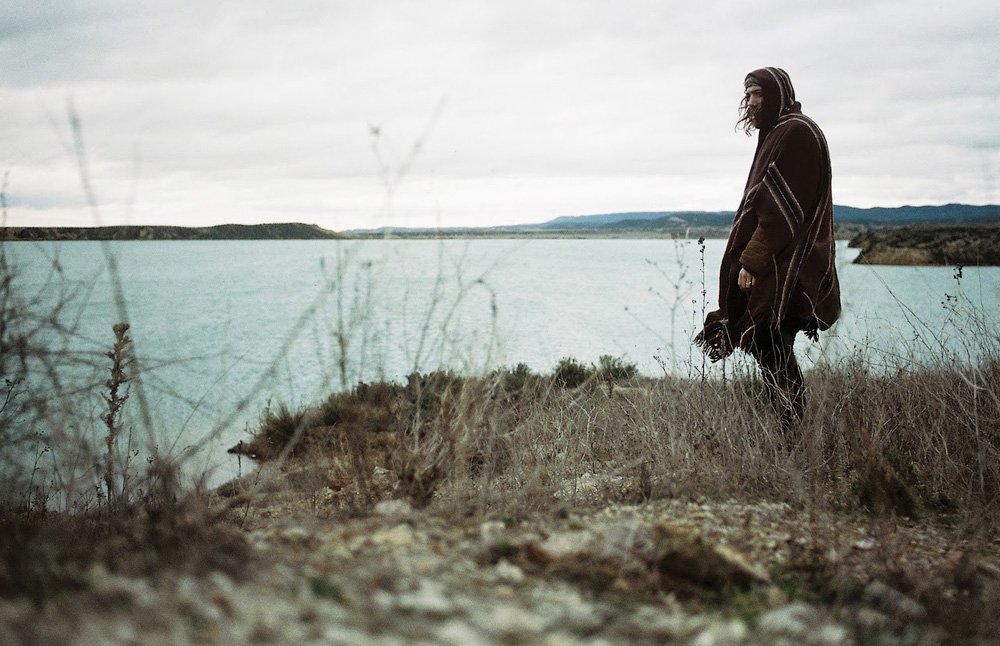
[405,369,464,414]
[321,380,402,431]
[595,354,638,382]
[490,363,546,403]
[553,357,592,388]
[256,402,311,456]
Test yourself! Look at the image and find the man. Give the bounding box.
[696,67,841,429]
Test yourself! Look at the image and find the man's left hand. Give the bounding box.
[738,267,755,290]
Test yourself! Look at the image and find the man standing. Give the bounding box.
[696,67,841,429]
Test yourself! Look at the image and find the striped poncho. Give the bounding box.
[698,67,841,359]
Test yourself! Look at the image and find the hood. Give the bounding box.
[745,67,800,133]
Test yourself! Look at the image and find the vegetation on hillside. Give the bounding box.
[234,352,1000,523]
[850,224,1000,266]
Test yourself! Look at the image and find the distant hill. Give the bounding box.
[532,211,734,231]
[539,211,679,229]
[350,204,1000,239]
[1,222,343,241]
[833,203,1000,225]
[531,204,1000,231]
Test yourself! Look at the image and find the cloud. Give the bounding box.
[1,0,998,229]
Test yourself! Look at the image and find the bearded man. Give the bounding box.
[696,67,841,430]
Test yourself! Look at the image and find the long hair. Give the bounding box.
[736,68,796,137]
[735,92,755,137]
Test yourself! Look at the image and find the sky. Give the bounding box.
[1,0,998,230]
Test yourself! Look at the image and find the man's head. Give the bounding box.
[736,67,797,136]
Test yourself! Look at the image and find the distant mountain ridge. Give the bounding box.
[352,203,1000,237]
[534,204,1000,231]
[538,211,734,230]
[833,203,1000,224]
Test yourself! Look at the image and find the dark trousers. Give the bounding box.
[748,323,805,430]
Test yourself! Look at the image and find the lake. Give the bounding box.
[5,238,998,484]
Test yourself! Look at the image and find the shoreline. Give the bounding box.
[8,223,1000,267]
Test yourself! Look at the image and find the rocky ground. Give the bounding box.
[3,459,999,645]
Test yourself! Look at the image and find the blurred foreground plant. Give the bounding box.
[102,323,132,508]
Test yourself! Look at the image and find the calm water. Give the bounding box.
[6,239,999,482]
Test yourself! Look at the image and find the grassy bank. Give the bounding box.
[234,353,1000,524]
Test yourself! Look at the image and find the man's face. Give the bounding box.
[745,85,764,128]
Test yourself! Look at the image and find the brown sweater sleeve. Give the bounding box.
[739,228,771,277]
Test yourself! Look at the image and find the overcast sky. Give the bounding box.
[1,0,998,230]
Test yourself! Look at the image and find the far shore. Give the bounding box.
[6,222,1000,265]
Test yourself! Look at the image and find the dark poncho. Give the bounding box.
[698,67,841,360]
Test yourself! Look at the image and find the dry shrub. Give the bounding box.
[426,351,1000,525]
[235,381,405,461]
[809,356,1000,517]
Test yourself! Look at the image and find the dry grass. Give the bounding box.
[234,345,1000,530]
[215,352,1000,640]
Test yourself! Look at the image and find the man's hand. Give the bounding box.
[738,267,755,290]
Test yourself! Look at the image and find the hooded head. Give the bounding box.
[737,67,799,135]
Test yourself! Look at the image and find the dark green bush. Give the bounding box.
[491,362,544,400]
[553,357,592,388]
[321,380,402,431]
[405,370,463,413]
[258,402,310,451]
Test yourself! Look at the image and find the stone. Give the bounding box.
[978,560,1000,579]
[278,526,312,542]
[373,499,413,518]
[625,605,704,640]
[396,579,454,617]
[369,523,416,548]
[537,530,594,561]
[494,559,525,585]
[477,604,547,639]
[863,581,926,621]
[853,537,876,551]
[756,603,850,645]
[855,607,891,631]
[478,520,506,544]
[87,563,158,609]
[691,618,749,646]
[756,603,812,635]
[436,619,488,646]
